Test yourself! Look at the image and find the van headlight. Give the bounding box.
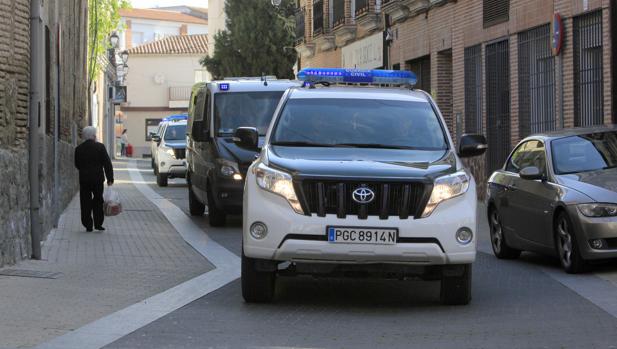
[161,146,175,158]
[217,159,239,177]
[421,171,470,218]
[254,162,303,214]
[578,203,617,217]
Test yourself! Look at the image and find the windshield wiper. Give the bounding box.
[334,143,427,150]
[270,141,346,147]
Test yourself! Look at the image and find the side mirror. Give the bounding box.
[151,135,161,144]
[458,134,488,158]
[191,120,210,142]
[520,166,544,181]
[233,127,259,151]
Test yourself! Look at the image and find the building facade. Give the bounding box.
[118,8,208,50]
[0,0,88,266]
[295,0,615,195]
[120,34,209,158]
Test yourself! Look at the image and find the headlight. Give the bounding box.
[421,171,470,218]
[217,159,239,177]
[253,162,303,214]
[161,146,175,158]
[578,203,617,217]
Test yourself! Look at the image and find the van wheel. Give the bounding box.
[242,252,276,303]
[189,184,205,216]
[154,164,158,176]
[207,186,226,227]
[440,264,472,305]
[151,158,155,168]
[157,172,168,187]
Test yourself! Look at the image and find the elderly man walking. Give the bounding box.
[74,126,114,232]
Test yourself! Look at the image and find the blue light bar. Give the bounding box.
[297,68,417,86]
[219,83,230,91]
[162,114,187,122]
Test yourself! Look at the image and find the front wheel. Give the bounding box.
[440,264,472,305]
[156,172,168,187]
[151,157,155,169]
[489,208,521,259]
[188,184,205,216]
[555,212,587,274]
[241,253,276,303]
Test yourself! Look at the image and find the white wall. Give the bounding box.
[119,18,208,49]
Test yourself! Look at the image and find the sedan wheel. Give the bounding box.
[555,212,586,274]
[489,208,521,259]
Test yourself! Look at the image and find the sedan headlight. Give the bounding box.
[421,171,470,218]
[253,162,303,214]
[578,203,617,217]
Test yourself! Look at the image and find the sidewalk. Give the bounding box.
[0,160,213,349]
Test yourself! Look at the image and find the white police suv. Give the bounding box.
[233,68,488,305]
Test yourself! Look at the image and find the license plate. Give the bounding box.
[327,226,397,245]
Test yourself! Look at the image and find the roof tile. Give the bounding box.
[128,34,208,55]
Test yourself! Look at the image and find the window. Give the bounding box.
[518,25,556,137]
[506,140,546,174]
[574,11,603,126]
[194,69,209,82]
[332,0,345,28]
[145,119,162,141]
[355,0,369,17]
[464,45,482,134]
[313,0,324,35]
[405,55,431,92]
[551,131,617,174]
[483,0,509,28]
[295,7,305,44]
[131,31,144,47]
[45,25,52,135]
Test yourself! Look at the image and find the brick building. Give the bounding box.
[295,0,616,194]
[0,0,88,266]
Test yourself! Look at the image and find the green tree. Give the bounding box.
[202,0,297,80]
[87,0,130,88]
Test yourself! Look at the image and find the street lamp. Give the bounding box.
[110,32,119,49]
[120,50,129,64]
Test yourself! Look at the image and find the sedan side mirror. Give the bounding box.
[520,166,544,181]
[458,134,488,158]
[233,127,259,151]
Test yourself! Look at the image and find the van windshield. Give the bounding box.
[214,91,284,136]
[272,98,448,150]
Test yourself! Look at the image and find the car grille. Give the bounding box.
[173,148,186,159]
[298,180,430,219]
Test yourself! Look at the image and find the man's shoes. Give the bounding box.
[86,228,93,232]
[95,226,105,231]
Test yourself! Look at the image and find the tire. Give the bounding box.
[154,164,158,176]
[206,185,226,227]
[440,264,472,305]
[189,184,205,216]
[151,158,155,169]
[555,212,587,274]
[489,207,522,259]
[157,172,168,187]
[241,252,276,303]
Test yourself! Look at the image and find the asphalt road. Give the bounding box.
[106,160,617,349]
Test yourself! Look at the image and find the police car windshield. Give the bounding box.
[272,98,448,150]
[164,124,186,141]
[214,91,284,136]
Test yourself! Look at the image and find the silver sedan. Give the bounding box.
[487,126,617,273]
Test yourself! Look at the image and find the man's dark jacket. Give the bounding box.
[74,140,114,183]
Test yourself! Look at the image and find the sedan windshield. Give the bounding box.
[164,124,187,141]
[271,98,448,150]
[214,91,284,136]
[551,131,617,174]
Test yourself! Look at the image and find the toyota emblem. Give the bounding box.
[352,187,375,204]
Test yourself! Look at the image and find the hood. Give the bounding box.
[267,146,456,179]
[164,140,186,149]
[216,136,262,165]
[556,168,617,203]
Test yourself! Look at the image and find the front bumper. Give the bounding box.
[158,153,186,176]
[210,175,245,213]
[243,175,478,266]
[567,206,617,260]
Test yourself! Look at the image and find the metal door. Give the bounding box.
[485,40,511,176]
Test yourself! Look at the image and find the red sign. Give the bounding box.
[552,13,564,56]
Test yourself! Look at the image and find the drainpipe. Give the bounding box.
[53,23,60,223]
[29,0,43,259]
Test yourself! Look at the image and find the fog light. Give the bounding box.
[250,222,268,240]
[161,161,166,167]
[456,228,473,245]
[590,239,605,249]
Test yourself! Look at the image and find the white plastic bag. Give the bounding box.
[103,187,122,216]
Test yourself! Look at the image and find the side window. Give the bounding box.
[505,140,546,173]
[205,91,212,131]
[194,91,206,122]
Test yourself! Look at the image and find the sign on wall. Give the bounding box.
[113,86,127,105]
[342,33,383,70]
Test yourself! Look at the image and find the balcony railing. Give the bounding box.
[332,0,346,28]
[355,0,369,17]
[169,86,191,101]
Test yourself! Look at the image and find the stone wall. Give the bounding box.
[0,0,88,267]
